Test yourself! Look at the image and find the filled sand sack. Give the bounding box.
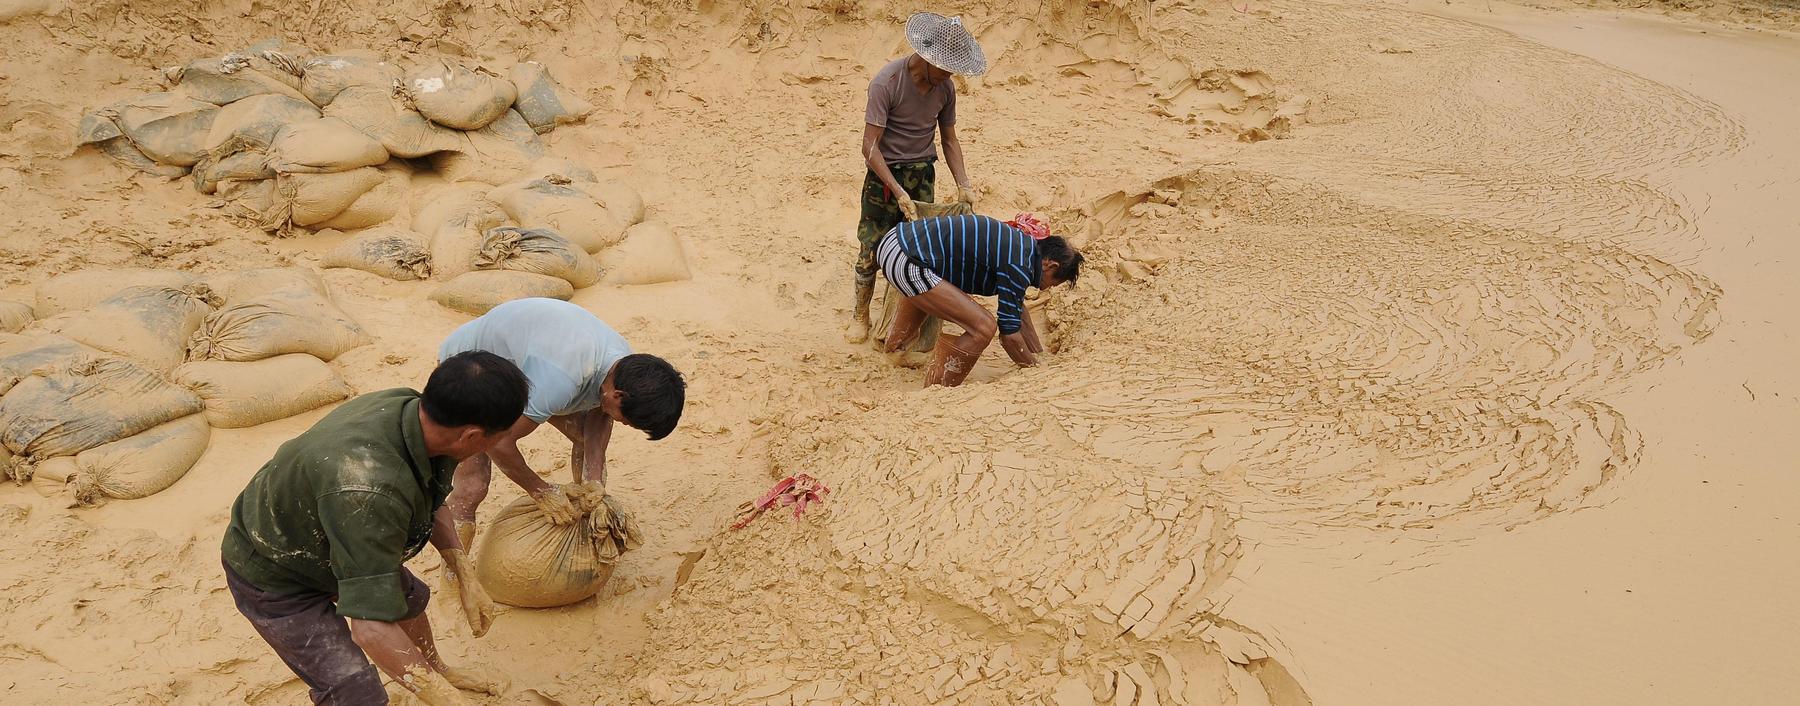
[202,266,326,304]
[34,268,196,318]
[172,355,352,428]
[582,181,646,227]
[493,176,625,253]
[429,110,545,185]
[54,414,211,505]
[325,85,464,158]
[50,283,221,372]
[314,165,409,232]
[476,487,641,608]
[0,301,31,333]
[169,51,309,105]
[508,61,593,134]
[0,356,204,463]
[322,226,432,281]
[415,186,509,280]
[597,222,690,285]
[475,226,599,288]
[75,104,191,178]
[267,117,387,173]
[188,281,370,363]
[296,53,401,108]
[403,59,517,130]
[201,94,319,154]
[431,271,572,315]
[192,150,274,194]
[116,93,221,167]
[257,166,386,234]
[0,335,101,396]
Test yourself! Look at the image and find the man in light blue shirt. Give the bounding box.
[437,298,686,547]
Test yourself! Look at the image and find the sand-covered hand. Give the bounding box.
[529,485,579,525]
[896,193,919,221]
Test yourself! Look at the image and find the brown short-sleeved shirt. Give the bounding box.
[865,56,956,164]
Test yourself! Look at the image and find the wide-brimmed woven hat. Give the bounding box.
[905,12,987,76]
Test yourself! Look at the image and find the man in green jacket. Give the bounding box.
[221,351,529,705]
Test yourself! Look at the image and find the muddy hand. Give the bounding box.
[958,182,978,209]
[406,667,468,706]
[529,485,579,525]
[896,193,920,221]
[442,549,494,637]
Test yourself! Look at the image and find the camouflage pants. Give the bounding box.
[855,162,936,285]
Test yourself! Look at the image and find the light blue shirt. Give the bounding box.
[438,298,632,423]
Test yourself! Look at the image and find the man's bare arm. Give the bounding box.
[941,121,971,190]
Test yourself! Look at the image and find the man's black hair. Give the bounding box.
[1039,235,1084,285]
[422,351,530,434]
[614,353,685,441]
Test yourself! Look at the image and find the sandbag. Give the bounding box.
[508,61,593,134]
[580,181,646,227]
[34,268,196,317]
[597,222,690,285]
[188,283,370,362]
[76,105,189,178]
[431,270,572,316]
[50,283,221,372]
[267,117,387,173]
[172,355,352,428]
[0,335,101,397]
[429,110,545,185]
[0,301,30,333]
[297,53,401,107]
[476,488,641,608]
[117,93,220,167]
[192,150,274,194]
[520,156,596,184]
[325,85,463,158]
[0,356,203,461]
[66,414,211,505]
[475,226,599,288]
[321,226,432,281]
[28,455,72,491]
[201,94,319,155]
[415,186,508,280]
[169,52,309,105]
[201,266,325,304]
[315,165,408,231]
[493,176,625,253]
[257,166,386,234]
[404,60,517,130]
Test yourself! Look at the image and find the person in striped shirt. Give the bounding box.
[877,213,1084,386]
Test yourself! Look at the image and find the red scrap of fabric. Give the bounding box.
[731,474,831,530]
[1006,213,1051,240]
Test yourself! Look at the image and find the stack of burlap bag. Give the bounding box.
[0,266,367,506]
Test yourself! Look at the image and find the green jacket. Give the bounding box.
[221,388,456,621]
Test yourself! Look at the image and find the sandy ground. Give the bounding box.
[0,0,1795,704]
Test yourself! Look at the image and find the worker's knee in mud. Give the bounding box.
[965,318,997,345]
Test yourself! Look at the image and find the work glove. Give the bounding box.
[529,484,579,525]
[958,183,978,209]
[896,192,920,221]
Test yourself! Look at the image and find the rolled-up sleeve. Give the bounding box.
[318,489,412,621]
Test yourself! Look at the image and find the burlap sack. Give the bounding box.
[0,356,203,462]
[430,271,573,316]
[596,222,690,286]
[475,487,641,608]
[474,226,600,288]
[321,226,432,281]
[172,354,352,428]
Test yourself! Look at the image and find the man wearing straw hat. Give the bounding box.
[845,12,988,345]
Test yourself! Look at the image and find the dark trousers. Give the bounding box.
[223,561,430,705]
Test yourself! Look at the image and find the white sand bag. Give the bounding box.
[508,61,593,134]
[116,93,221,167]
[169,52,309,105]
[75,104,191,178]
[0,301,31,333]
[325,85,464,158]
[268,117,387,173]
[201,94,319,154]
[296,53,400,108]
[172,355,352,428]
[0,356,203,461]
[50,283,221,372]
[475,489,642,608]
[429,110,545,185]
[34,268,196,318]
[63,414,210,505]
[0,335,101,397]
[188,284,370,363]
[431,271,573,316]
[475,226,600,288]
[315,165,408,231]
[321,226,432,281]
[258,166,386,234]
[403,60,517,130]
[493,176,625,253]
[597,222,691,285]
[580,181,646,227]
[415,186,509,280]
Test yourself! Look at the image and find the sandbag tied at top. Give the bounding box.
[321,226,433,281]
[34,268,198,318]
[63,414,211,505]
[492,175,627,253]
[201,94,320,155]
[295,53,401,108]
[0,355,204,465]
[50,283,222,372]
[113,93,221,167]
[0,335,102,397]
[167,50,310,105]
[430,270,573,316]
[267,117,388,173]
[476,486,643,608]
[325,85,465,159]
[0,301,31,334]
[403,59,518,131]
[475,226,600,288]
[256,166,388,235]
[187,272,369,363]
[75,103,191,178]
[508,61,594,134]
[172,354,352,429]
[414,185,510,280]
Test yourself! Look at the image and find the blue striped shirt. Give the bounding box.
[895,215,1042,335]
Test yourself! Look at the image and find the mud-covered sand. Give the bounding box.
[0,1,1796,704]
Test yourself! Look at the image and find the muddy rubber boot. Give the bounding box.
[843,278,875,344]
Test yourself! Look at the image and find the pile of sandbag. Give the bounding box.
[75,40,596,236]
[5,266,366,505]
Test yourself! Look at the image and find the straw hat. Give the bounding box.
[905,12,987,76]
